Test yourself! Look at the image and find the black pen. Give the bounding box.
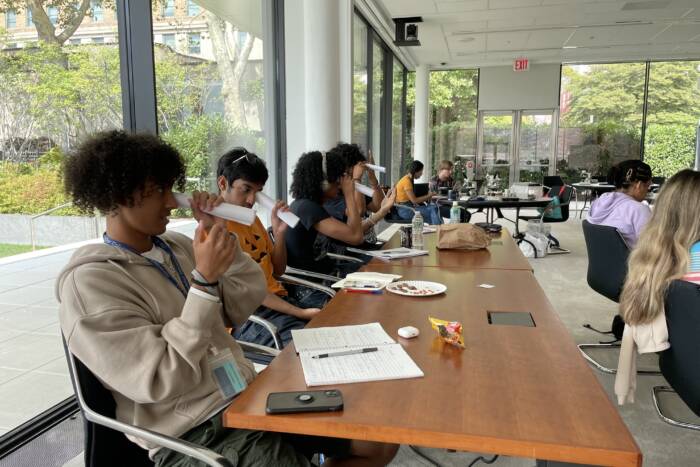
[312,347,379,359]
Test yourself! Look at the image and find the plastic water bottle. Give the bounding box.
[450,201,460,224]
[411,211,424,249]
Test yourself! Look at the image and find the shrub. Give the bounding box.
[644,124,696,178]
[0,162,79,215]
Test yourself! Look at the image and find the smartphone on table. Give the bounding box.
[266,389,344,414]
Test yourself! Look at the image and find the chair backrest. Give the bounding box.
[63,339,153,467]
[413,183,429,197]
[543,175,564,188]
[660,280,700,416]
[581,220,630,302]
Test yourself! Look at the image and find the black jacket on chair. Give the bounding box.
[660,280,700,416]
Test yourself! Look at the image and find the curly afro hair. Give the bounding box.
[328,142,366,168]
[63,130,186,214]
[290,150,348,202]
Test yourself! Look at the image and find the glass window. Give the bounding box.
[92,36,104,44]
[187,32,201,55]
[25,8,32,27]
[370,40,384,164]
[518,112,554,183]
[47,6,58,25]
[91,0,103,22]
[161,33,176,50]
[154,2,266,192]
[187,0,200,17]
[391,57,405,184]
[162,0,175,17]
[643,61,700,178]
[557,63,645,182]
[428,69,478,183]
[5,9,16,28]
[69,38,81,45]
[351,15,368,151]
[0,2,121,433]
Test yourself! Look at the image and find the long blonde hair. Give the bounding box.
[620,169,700,324]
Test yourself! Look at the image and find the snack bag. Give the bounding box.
[429,316,465,348]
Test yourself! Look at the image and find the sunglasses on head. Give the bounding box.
[230,148,257,165]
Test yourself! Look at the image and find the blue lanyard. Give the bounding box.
[103,234,190,298]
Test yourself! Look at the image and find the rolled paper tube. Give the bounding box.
[354,182,375,197]
[365,163,386,173]
[255,192,300,228]
[173,192,255,226]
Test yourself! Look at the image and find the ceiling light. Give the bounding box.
[563,46,578,49]
[459,37,475,43]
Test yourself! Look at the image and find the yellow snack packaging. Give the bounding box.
[429,316,465,348]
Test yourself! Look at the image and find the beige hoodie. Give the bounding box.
[56,231,266,450]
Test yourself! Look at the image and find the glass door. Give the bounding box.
[517,110,556,183]
[477,109,557,191]
[477,111,514,192]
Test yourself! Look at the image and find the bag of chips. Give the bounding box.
[429,316,465,348]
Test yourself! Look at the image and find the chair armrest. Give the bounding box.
[284,266,339,283]
[279,274,336,298]
[236,340,282,357]
[327,252,364,264]
[66,352,234,467]
[246,315,282,350]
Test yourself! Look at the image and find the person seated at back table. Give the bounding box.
[323,143,396,243]
[216,148,326,348]
[615,169,700,404]
[429,159,471,223]
[587,160,652,248]
[285,150,364,275]
[395,160,442,225]
[58,130,397,467]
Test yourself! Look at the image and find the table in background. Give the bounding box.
[224,267,642,467]
[376,228,532,271]
[437,197,552,236]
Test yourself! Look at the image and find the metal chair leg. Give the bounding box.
[652,386,700,431]
[577,343,660,375]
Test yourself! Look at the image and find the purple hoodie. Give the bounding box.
[588,192,651,248]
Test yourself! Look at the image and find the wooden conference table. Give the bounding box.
[376,228,532,271]
[225,233,641,466]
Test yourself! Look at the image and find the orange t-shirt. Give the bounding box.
[396,174,414,204]
[226,218,287,296]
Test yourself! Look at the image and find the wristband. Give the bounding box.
[191,269,219,287]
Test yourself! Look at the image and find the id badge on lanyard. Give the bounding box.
[207,346,247,399]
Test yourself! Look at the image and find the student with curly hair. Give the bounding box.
[615,169,700,405]
[587,160,653,248]
[58,130,397,466]
[323,143,396,236]
[216,148,325,348]
[285,150,364,274]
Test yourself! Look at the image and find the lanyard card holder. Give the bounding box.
[207,347,247,399]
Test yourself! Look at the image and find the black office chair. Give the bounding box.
[578,220,658,375]
[63,338,235,467]
[652,280,700,430]
[578,220,628,373]
[518,185,574,254]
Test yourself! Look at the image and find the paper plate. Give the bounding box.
[385,280,447,297]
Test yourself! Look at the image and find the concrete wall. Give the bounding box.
[478,64,561,111]
[0,214,107,247]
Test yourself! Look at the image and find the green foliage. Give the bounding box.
[0,243,45,258]
[38,146,64,168]
[0,161,79,215]
[644,124,696,178]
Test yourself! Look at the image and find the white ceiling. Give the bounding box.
[368,0,700,68]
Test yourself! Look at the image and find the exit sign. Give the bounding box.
[514,58,529,71]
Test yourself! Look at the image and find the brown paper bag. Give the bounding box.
[436,224,492,250]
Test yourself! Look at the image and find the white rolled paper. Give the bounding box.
[354,182,375,197]
[173,192,256,226]
[255,192,300,228]
[365,163,386,173]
